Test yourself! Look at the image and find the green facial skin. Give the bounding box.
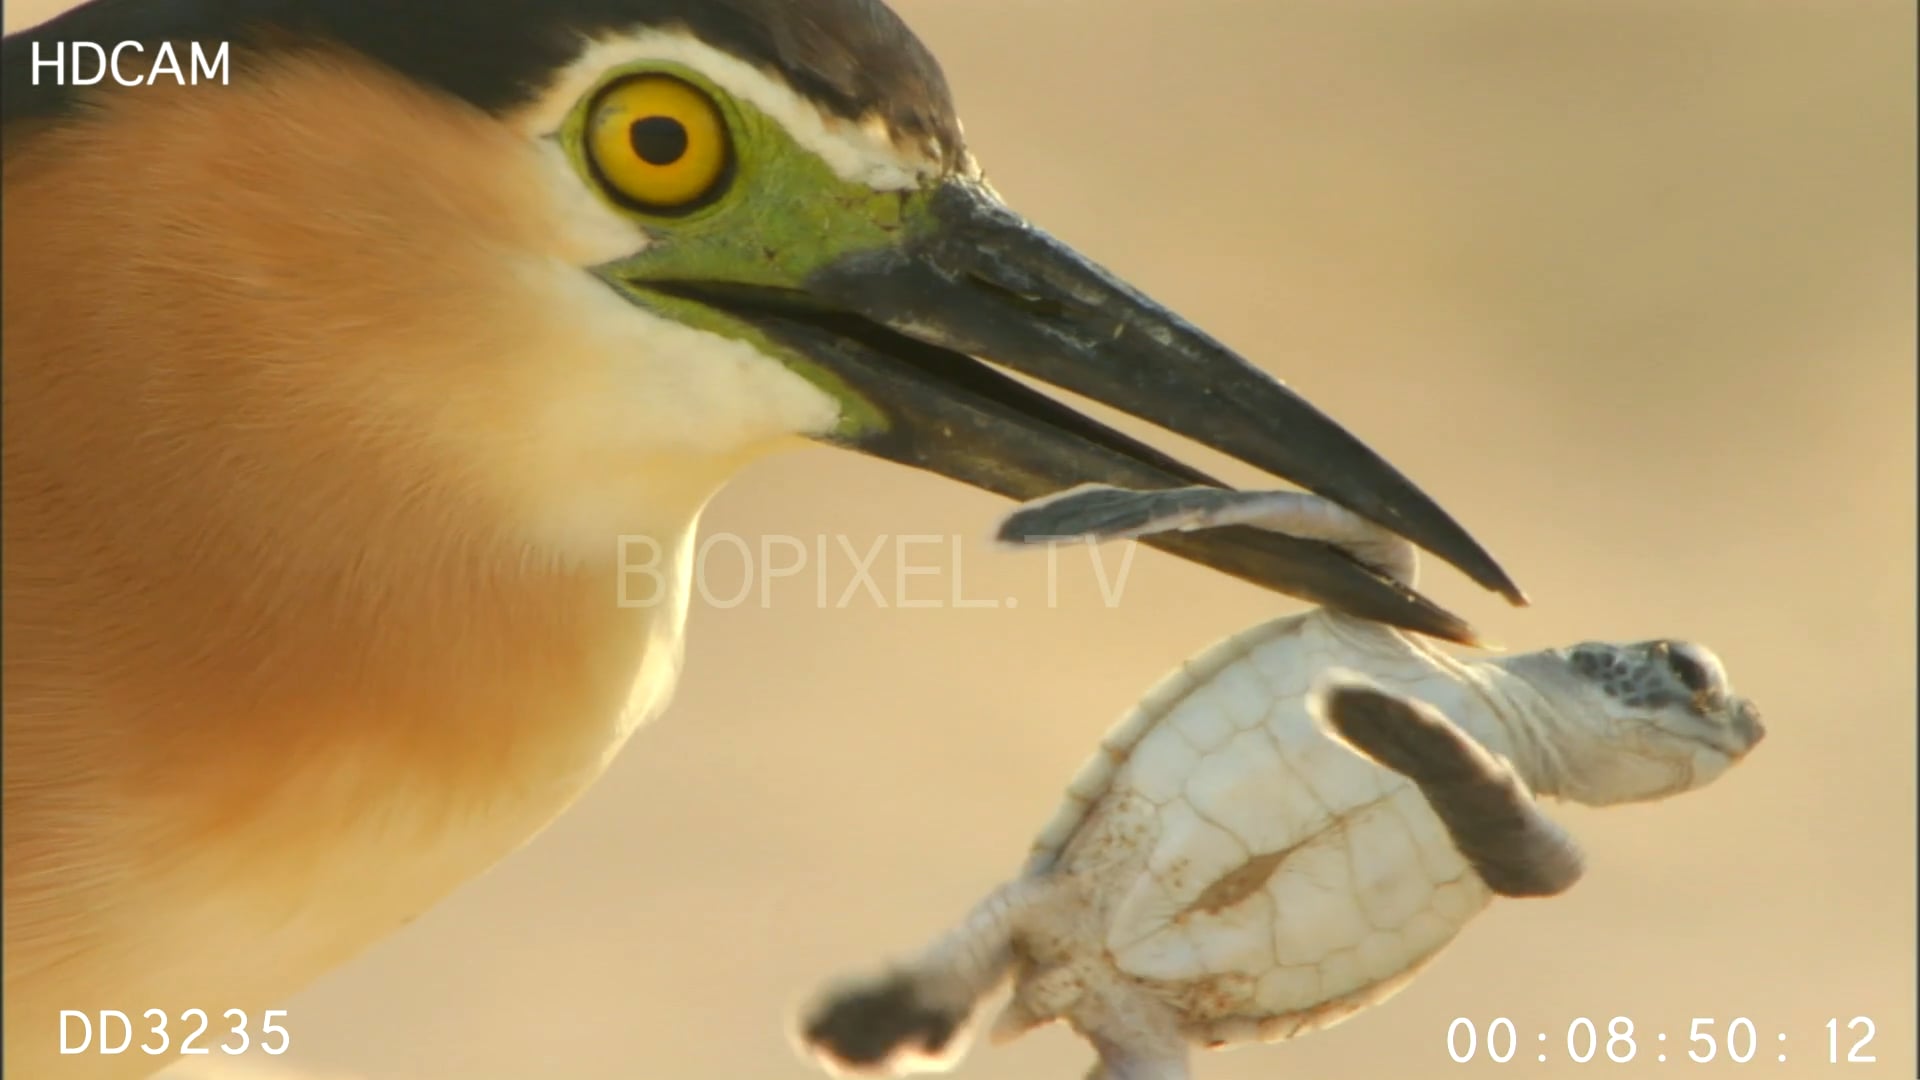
[562,61,923,439]
[547,63,1517,645]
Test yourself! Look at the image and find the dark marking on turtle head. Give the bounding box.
[1566,640,1724,714]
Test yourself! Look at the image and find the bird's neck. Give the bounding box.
[2,420,731,1012]
[4,409,726,808]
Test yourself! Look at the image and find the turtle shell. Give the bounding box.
[1025,609,1505,1042]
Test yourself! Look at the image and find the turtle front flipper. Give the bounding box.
[1309,672,1586,898]
[997,485,1418,588]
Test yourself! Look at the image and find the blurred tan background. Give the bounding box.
[8,0,1914,1076]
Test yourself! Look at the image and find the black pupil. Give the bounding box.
[630,116,689,166]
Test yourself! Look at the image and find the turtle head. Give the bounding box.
[1504,639,1764,806]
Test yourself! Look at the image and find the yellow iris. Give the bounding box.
[587,75,729,210]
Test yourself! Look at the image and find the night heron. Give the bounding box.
[2,1,1522,1075]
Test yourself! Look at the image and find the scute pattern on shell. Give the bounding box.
[1024,617,1309,875]
[1031,611,1496,1037]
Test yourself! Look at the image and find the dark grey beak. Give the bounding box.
[679,180,1522,643]
[805,181,1520,607]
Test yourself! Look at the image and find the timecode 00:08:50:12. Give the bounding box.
[1447,1016,1879,1065]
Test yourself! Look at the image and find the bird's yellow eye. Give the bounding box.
[586,75,730,211]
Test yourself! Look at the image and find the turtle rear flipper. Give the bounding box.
[797,880,1041,1076]
[1310,672,1586,898]
[801,971,973,1075]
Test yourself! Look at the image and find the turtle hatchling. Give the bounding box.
[797,485,1765,1080]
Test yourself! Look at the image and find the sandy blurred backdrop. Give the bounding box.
[7,0,1914,1077]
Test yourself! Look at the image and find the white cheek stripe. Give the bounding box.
[507,30,940,192]
[528,137,654,266]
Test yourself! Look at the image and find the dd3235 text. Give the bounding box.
[59,1008,289,1057]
